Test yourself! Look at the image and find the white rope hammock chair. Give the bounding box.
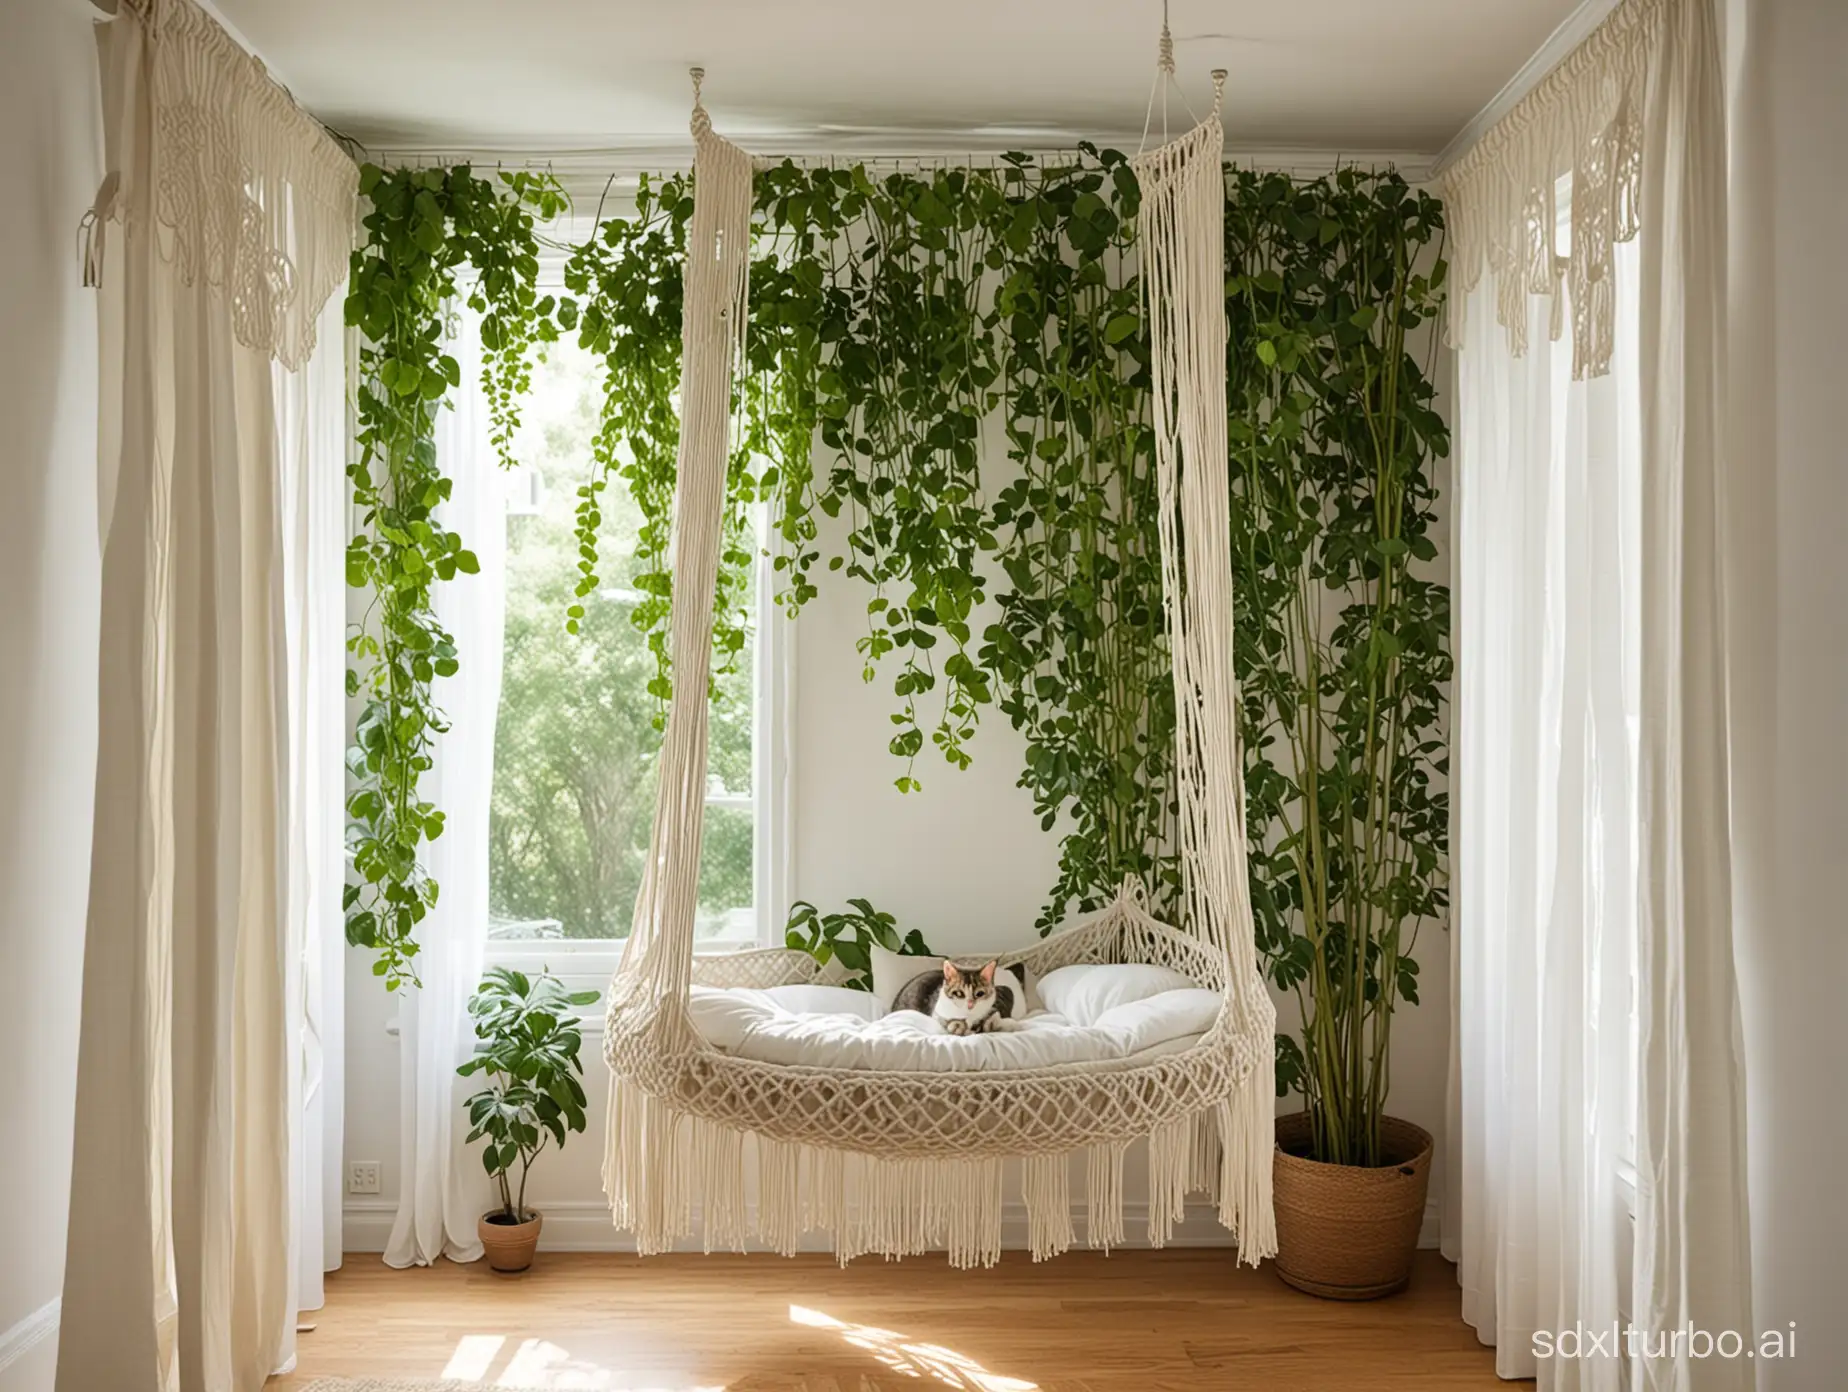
[601,65,1278,1270]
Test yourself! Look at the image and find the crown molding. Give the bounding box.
[357,135,1434,201]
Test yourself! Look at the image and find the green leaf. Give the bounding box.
[1104,313,1139,344]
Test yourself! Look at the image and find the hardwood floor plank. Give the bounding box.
[270,1249,1502,1390]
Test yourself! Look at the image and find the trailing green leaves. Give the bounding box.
[549,171,759,709]
[344,164,564,990]
[978,145,1179,930]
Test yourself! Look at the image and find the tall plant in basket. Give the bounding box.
[1225,169,1451,1298]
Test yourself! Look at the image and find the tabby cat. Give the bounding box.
[891,959,1028,1035]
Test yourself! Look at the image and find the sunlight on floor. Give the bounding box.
[788,1305,1039,1391]
[436,1331,724,1390]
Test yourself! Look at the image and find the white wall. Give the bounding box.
[341,210,1457,1258]
[0,1,103,1386]
[1724,0,1848,1385]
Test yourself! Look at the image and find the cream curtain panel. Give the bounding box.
[1443,0,1754,1387]
[58,1,354,1388]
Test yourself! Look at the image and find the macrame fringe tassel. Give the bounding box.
[603,1078,679,1254]
[756,1138,802,1256]
[1219,1069,1279,1264]
[695,1117,747,1253]
[1145,1117,1191,1248]
[1442,0,1660,376]
[605,1088,1275,1265]
[1021,1155,1073,1261]
[1084,1143,1127,1252]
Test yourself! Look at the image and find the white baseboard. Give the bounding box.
[342,1198,399,1253]
[347,1199,1442,1256]
[0,1299,60,1379]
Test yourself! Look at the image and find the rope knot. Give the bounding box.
[688,66,710,137]
[1158,22,1175,75]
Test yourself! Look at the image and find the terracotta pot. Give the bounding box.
[478,1209,543,1273]
[1272,1114,1432,1300]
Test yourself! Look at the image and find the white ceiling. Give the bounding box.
[215,0,1584,161]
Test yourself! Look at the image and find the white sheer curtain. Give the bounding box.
[58,1,354,1388]
[1449,243,1642,1387]
[277,296,350,1339]
[1444,0,1754,1387]
[384,320,507,1268]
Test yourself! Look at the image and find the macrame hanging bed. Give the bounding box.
[601,56,1278,1270]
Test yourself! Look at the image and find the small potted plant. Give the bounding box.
[458,965,599,1272]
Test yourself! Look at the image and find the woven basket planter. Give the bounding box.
[1272,1114,1432,1300]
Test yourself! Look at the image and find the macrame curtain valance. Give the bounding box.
[1442,0,1666,378]
[599,82,1277,1269]
[88,0,357,368]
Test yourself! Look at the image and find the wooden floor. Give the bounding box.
[270,1249,1502,1391]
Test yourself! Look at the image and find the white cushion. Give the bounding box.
[1034,963,1199,1027]
[687,981,1221,1074]
[868,943,1031,1010]
[686,983,883,1052]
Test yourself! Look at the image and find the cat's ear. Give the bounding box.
[980,960,996,985]
[941,960,957,981]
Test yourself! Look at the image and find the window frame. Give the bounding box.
[484,425,793,976]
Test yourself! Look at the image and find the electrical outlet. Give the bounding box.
[347,1160,382,1195]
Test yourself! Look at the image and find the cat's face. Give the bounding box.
[941,959,997,1005]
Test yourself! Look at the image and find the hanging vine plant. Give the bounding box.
[749,160,1007,789]
[343,163,566,990]
[549,171,761,708]
[976,146,1180,929]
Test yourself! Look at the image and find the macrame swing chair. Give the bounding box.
[601,55,1278,1270]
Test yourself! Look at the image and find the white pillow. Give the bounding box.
[686,985,769,1051]
[1035,963,1199,1027]
[757,983,887,1021]
[869,943,1032,1013]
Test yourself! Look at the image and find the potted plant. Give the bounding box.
[458,965,600,1272]
[1227,183,1450,1299]
[784,897,927,990]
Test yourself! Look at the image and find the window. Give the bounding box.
[485,337,787,956]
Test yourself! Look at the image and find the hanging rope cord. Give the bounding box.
[1138,1,1200,155]
[604,67,753,1035]
[1128,62,1276,1252]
